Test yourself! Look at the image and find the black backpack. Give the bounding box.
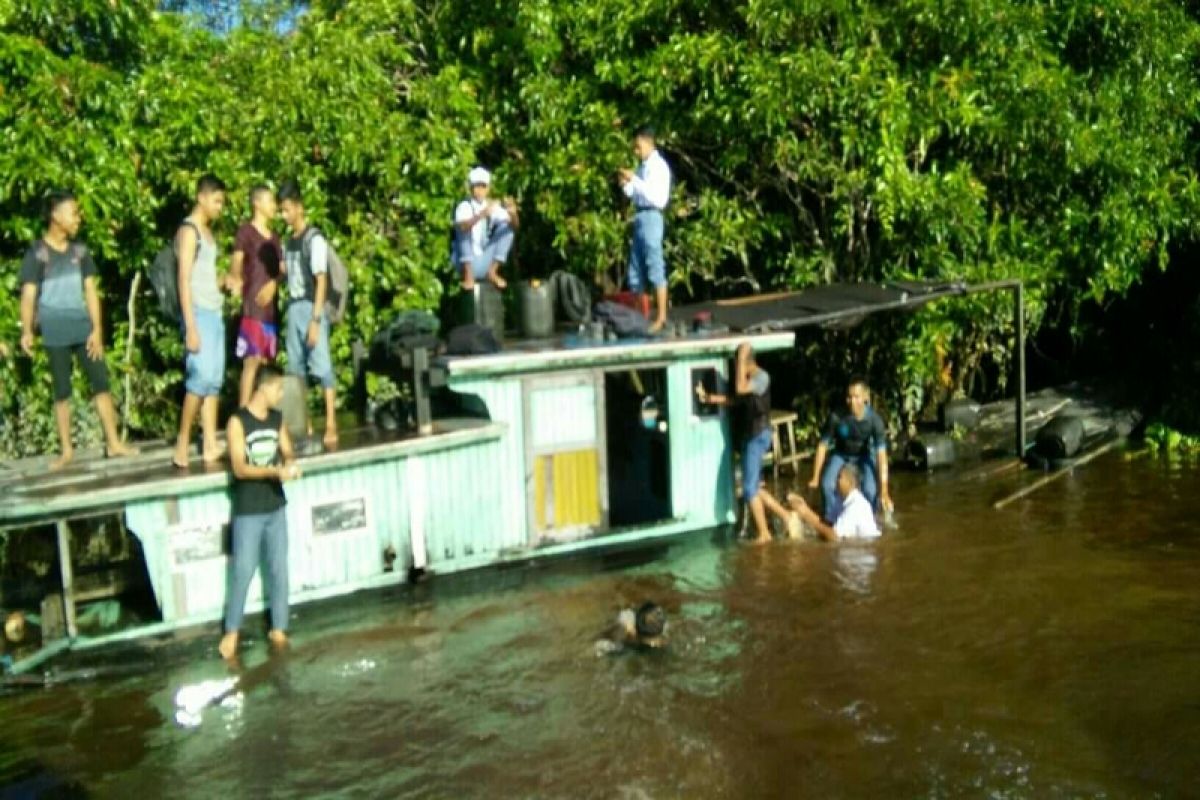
[148,220,200,323]
[368,310,442,370]
[592,300,649,338]
[446,323,500,356]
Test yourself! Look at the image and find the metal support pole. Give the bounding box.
[413,347,433,436]
[1014,282,1026,458]
[55,519,78,640]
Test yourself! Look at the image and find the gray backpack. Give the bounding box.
[300,226,350,325]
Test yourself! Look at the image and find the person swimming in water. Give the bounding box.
[595,602,667,655]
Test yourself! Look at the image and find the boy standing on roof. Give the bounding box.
[618,126,671,334]
[279,180,338,447]
[172,174,239,469]
[697,342,801,543]
[453,167,519,291]
[808,377,893,522]
[229,185,284,406]
[19,190,138,469]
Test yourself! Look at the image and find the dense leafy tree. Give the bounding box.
[1,0,1198,455]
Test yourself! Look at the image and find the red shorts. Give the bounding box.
[235,317,278,360]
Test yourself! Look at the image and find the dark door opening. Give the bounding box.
[605,369,672,527]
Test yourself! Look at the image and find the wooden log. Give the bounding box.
[993,437,1120,510]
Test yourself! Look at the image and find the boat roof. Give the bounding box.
[670,280,978,332]
[443,330,795,379]
[0,419,504,528]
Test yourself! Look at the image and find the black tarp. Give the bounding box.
[673,280,970,332]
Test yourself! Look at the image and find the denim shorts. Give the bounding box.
[286,300,335,390]
[742,427,773,501]
[184,306,226,397]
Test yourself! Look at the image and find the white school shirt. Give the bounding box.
[622,149,671,211]
[454,199,511,259]
[833,489,881,540]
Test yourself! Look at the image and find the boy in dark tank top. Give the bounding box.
[219,365,300,660]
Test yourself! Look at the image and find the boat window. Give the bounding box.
[692,368,721,418]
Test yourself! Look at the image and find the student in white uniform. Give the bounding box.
[618,126,671,333]
[453,167,519,291]
[787,463,881,542]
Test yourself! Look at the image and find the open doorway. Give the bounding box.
[605,368,673,527]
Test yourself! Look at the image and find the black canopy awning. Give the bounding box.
[672,280,975,332]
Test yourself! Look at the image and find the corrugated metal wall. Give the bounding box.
[446,377,528,549]
[125,432,511,626]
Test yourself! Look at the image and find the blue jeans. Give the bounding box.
[821,452,879,522]
[742,428,773,501]
[224,507,290,633]
[456,221,515,281]
[286,300,335,389]
[627,209,666,293]
[184,306,225,397]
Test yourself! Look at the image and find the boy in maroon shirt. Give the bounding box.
[229,185,285,406]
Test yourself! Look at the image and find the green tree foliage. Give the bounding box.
[1,0,1198,455]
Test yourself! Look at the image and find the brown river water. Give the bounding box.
[2,449,1199,798]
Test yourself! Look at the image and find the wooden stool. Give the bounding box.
[766,410,802,479]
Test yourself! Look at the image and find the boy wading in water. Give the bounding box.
[696,342,800,543]
[19,190,138,469]
[219,366,299,660]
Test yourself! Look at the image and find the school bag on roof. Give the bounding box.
[148,220,200,324]
[592,300,649,338]
[300,226,350,325]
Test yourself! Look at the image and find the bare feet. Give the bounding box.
[785,512,802,539]
[202,442,226,464]
[461,275,476,291]
[487,269,507,290]
[750,533,771,546]
[218,631,239,660]
[106,441,140,459]
[267,629,289,650]
[323,427,339,450]
[648,318,667,335]
[50,449,75,471]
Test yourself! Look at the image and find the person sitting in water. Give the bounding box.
[696,342,801,543]
[453,166,518,291]
[788,463,880,542]
[595,602,668,655]
[808,377,893,522]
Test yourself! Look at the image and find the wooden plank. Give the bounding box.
[55,520,78,639]
[993,438,1120,510]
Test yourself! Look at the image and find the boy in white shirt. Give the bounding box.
[453,167,519,290]
[788,463,881,541]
